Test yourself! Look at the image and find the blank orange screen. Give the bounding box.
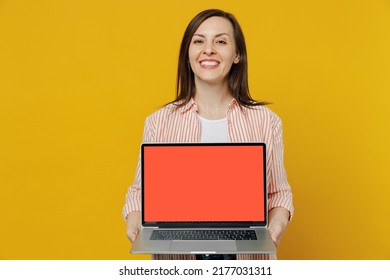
[143,145,265,222]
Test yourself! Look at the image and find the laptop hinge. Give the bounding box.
[250,226,262,228]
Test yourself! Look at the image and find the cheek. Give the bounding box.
[228,52,238,63]
[187,55,197,73]
[188,61,196,73]
[214,49,230,62]
[188,48,200,61]
[188,50,202,72]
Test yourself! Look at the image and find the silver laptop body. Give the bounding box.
[130,143,276,255]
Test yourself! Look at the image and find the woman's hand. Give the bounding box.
[268,207,290,247]
[126,211,141,243]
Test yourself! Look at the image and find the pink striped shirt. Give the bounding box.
[123,98,293,260]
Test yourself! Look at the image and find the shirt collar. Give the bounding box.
[227,98,248,114]
[179,98,198,114]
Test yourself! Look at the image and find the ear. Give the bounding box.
[234,54,240,64]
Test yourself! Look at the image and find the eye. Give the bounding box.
[193,39,204,44]
[216,40,227,45]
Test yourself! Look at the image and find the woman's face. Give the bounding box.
[188,16,239,86]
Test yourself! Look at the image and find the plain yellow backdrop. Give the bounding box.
[1,0,389,260]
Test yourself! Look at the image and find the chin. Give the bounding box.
[198,74,226,83]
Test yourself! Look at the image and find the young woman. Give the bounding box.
[123,9,294,260]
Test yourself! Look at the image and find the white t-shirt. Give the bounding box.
[198,115,229,143]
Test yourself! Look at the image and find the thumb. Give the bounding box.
[127,226,140,243]
[129,232,138,243]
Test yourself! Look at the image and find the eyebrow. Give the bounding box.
[193,33,231,38]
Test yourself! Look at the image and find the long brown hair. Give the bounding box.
[171,9,268,107]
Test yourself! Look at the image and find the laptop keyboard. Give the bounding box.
[150,230,257,240]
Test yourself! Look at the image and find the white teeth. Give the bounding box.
[200,61,219,66]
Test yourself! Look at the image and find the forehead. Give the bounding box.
[194,16,234,36]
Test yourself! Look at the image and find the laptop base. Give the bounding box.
[131,227,276,254]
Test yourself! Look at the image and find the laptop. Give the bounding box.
[130,143,276,255]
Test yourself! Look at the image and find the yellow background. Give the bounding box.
[1,0,389,260]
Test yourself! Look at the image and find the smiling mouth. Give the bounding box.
[200,60,219,66]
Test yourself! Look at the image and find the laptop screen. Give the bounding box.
[142,143,266,226]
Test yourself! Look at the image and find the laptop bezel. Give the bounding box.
[141,143,268,228]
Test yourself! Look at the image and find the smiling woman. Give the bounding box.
[172,9,270,114]
[123,9,293,260]
[188,17,240,89]
[0,0,389,262]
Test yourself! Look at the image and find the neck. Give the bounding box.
[193,80,233,120]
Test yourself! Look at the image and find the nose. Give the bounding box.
[203,41,215,56]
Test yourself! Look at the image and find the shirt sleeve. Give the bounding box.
[267,115,294,221]
[122,116,155,221]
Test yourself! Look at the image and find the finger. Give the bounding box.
[269,228,281,246]
[130,233,137,243]
[127,228,139,242]
[270,235,279,247]
[270,234,278,247]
